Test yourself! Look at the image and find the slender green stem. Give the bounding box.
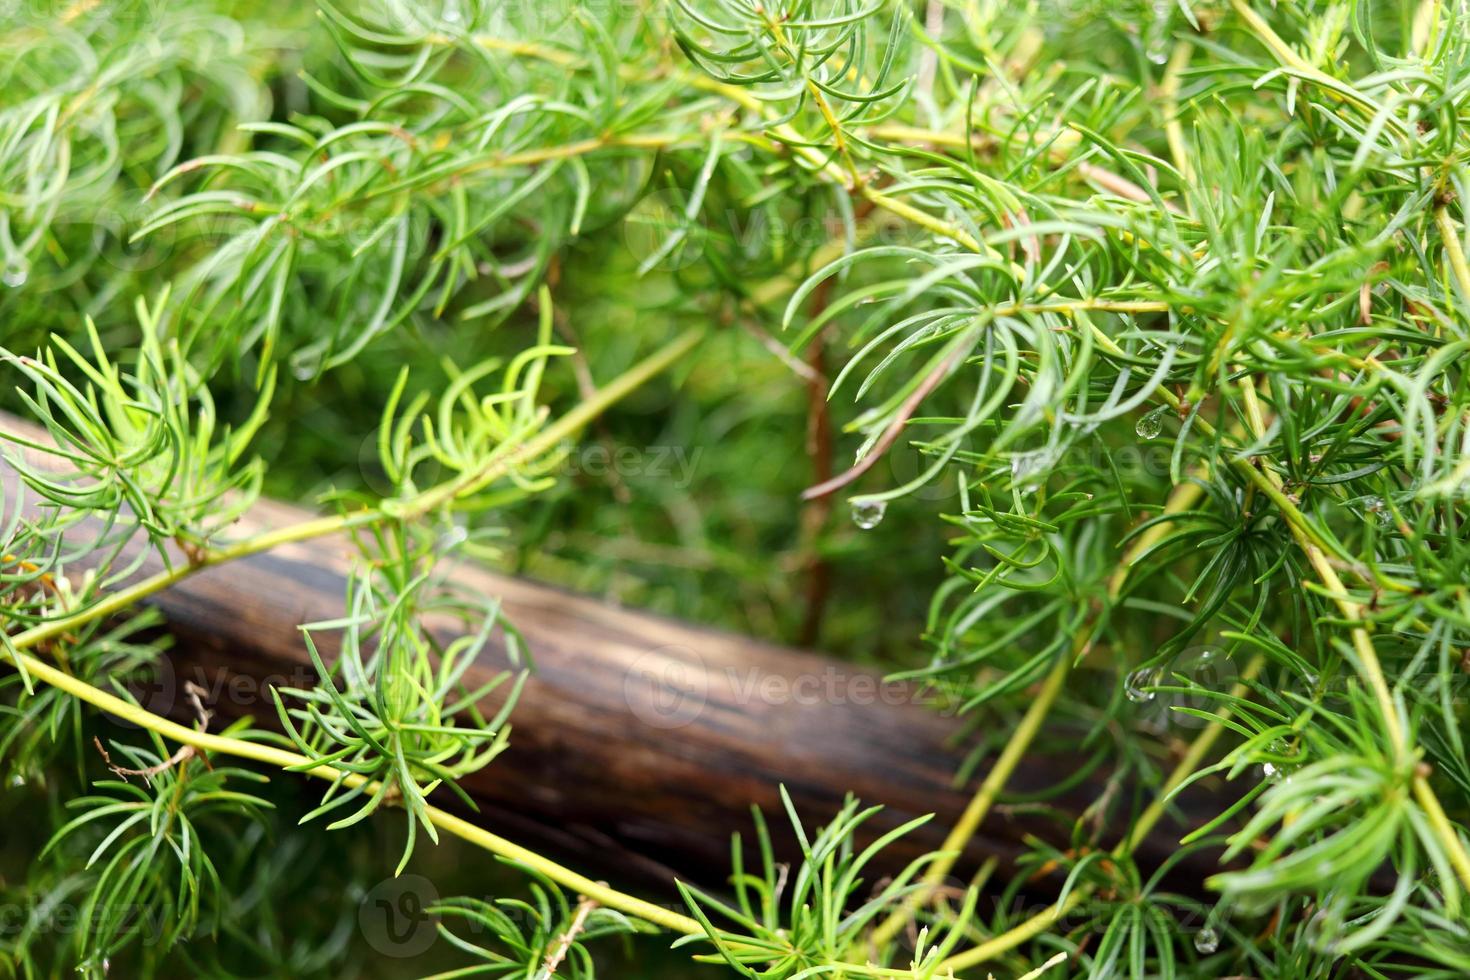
[13,619,970,980]
[1228,0,1406,136]
[5,645,958,979]
[1161,40,1194,186]
[872,461,1224,955]
[938,655,1266,972]
[1413,774,1470,892]
[5,645,706,934]
[939,897,1082,973]
[1435,204,1470,303]
[868,649,1074,947]
[1234,376,1470,890]
[468,30,994,257]
[1235,376,1402,751]
[9,511,377,656]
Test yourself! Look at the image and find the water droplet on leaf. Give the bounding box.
[1194,926,1219,954]
[1125,668,1159,702]
[1145,0,1171,63]
[2,259,28,288]
[850,498,886,530]
[1365,495,1393,525]
[1135,406,1166,440]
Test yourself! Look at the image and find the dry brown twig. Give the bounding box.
[540,894,599,978]
[93,680,213,782]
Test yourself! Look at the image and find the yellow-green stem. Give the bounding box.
[872,454,1212,952]
[1234,376,1470,890]
[939,655,1266,973]
[1235,376,1403,752]
[1435,205,1470,303]
[1161,41,1194,186]
[5,645,706,934]
[13,630,970,979]
[9,511,376,658]
[1413,773,1470,892]
[868,650,1074,947]
[1228,0,1406,135]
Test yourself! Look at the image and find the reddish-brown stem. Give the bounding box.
[801,345,962,501]
[797,278,835,646]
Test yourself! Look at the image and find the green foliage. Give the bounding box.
[32,730,273,975]
[2,290,269,559]
[675,789,961,977]
[0,609,167,782]
[0,0,288,344]
[273,531,526,876]
[431,862,655,978]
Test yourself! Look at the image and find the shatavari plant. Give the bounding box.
[1,0,1469,975]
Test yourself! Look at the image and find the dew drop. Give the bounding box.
[2,259,28,288]
[1125,668,1159,703]
[850,498,887,530]
[1260,761,1278,780]
[1145,0,1171,63]
[1365,495,1393,525]
[1194,926,1219,954]
[6,773,24,788]
[1135,406,1167,440]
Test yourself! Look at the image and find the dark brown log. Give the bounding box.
[1,414,1230,898]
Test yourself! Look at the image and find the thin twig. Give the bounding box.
[801,345,963,501]
[797,277,835,645]
[93,681,212,782]
[738,318,823,383]
[541,894,598,978]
